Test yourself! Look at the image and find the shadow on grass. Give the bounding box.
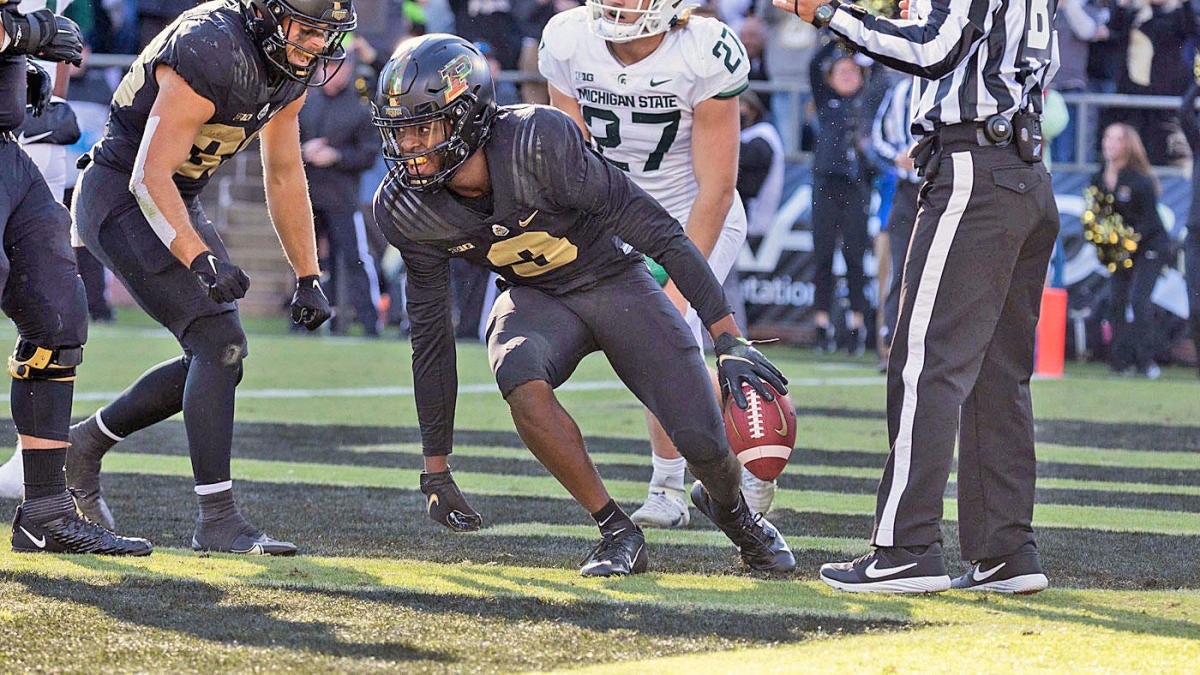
[934,590,1200,640]
[11,568,456,664]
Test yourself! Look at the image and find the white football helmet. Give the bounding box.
[586,0,699,43]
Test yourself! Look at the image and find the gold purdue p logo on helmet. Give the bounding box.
[439,54,473,104]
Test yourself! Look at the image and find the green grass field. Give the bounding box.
[1,314,1197,672]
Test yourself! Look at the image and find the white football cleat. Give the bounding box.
[0,442,24,500]
[630,486,690,528]
[740,466,777,515]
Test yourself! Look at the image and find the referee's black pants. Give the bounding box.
[871,138,1059,562]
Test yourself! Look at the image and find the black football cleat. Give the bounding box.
[192,520,297,556]
[690,481,795,573]
[580,526,649,577]
[820,543,951,593]
[951,548,1048,594]
[12,498,152,556]
[420,469,483,532]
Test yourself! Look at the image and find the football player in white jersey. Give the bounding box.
[539,0,778,527]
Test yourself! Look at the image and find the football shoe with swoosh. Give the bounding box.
[821,543,951,593]
[580,526,648,577]
[12,493,152,556]
[420,469,483,532]
[951,549,1048,594]
[690,481,795,573]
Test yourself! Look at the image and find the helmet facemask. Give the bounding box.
[373,36,498,192]
[585,0,697,43]
[254,0,357,86]
[377,111,470,191]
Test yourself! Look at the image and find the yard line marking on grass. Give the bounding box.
[72,376,884,402]
[98,454,1200,536]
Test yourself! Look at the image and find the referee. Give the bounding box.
[776,0,1059,594]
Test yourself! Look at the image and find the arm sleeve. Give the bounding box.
[538,111,732,327]
[827,0,991,80]
[375,198,459,457]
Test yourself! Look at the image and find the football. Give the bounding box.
[723,383,796,481]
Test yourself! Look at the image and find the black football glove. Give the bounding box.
[25,59,51,117]
[290,274,331,330]
[1,9,83,64]
[189,251,250,304]
[420,469,483,532]
[714,332,789,409]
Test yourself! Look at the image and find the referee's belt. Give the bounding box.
[934,116,1013,148]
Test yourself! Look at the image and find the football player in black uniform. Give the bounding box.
[2,1,151,555]
[372,35,796,577]
[66,0,355,555]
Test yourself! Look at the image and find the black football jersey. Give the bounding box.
[89,0,305,197]
[373,105,730,454]
[0,54,25,132]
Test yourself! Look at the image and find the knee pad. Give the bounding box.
[180,313,248,368]
[7,339,83,381]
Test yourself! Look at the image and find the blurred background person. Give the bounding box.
[299,52,382,337]
[1051,0,1109,165]
[807,38,873,355]
[870,74,918,373]
[1180,72,1200,377]
[1092,124,1170,377]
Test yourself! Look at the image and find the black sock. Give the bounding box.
[591,499,635,536]
[23,447,67,499]
[197,489,241,523]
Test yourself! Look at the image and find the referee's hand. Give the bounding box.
[773,0,819,21]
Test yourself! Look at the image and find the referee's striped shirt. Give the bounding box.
[872,77,920,183]
[827,0,1059,138]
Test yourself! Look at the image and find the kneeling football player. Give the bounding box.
[372,34,796,576]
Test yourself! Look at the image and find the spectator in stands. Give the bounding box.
[448,0,520,69]
[1093,124,1170,377]
[808,38,873,354]
[514,0,579,104]
[1106,0,1197,165]
[740,12,770,113]
[300,53,382,336]
[1052,0,1109,165]
[728,90,784,332]
[476,41,520,105]
[1180,75,1200,377]
[138,0,195,48]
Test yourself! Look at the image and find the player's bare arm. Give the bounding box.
[131,64,217,266]
[547,83,591,141]
[260,92,321,278]
[663,94,740,311]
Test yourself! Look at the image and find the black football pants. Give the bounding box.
[872,140,1059,562]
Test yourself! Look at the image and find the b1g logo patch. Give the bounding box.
[440,55,473,104]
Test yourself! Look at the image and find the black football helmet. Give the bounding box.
[372,34,497,191]
[242,0,356,86]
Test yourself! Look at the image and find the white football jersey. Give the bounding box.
[540,7,750,230]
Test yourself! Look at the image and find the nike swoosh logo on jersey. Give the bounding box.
[19,526,47,549]
[426,493,439,514]
[518,210,539,227]
[864,560,919,578]
[972,561,1006,582]
[17,130,54,144]
[649,78,672,87]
